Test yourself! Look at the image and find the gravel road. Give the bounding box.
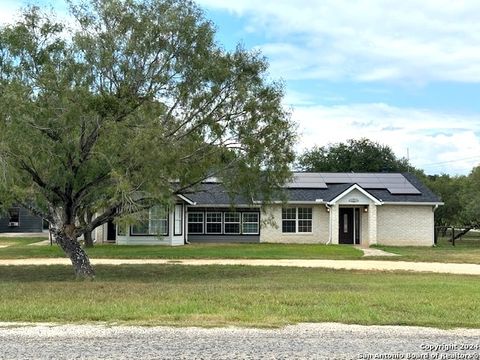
[1,322,479,359]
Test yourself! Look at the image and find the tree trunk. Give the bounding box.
[53,229,95,279]
[84,231,94,248]
[452,227,472,241]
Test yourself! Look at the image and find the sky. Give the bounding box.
[2,0,480,175]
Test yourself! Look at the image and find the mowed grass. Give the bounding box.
[3,233,480,264]
[0,238,363,260]
[376,232,480,264]
[0,264,478,328]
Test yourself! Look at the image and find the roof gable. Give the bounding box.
[328,184,382,205]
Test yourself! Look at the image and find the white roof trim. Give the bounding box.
[252,200,326,205]
[381,201,444,206]
[177,194,196,205]
[186,204,260,208]
[328,184,382,205]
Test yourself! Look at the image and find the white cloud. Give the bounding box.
[292,103,480,175]
[197,0,480,83]
[0,1,24,24]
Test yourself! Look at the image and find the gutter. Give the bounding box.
[325,204,332,245]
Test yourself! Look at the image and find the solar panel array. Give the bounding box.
[287,173,421,195]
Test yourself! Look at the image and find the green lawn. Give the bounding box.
[3,233,480,264]
[375,233,480,264]
[0,238,363,260]
[0,264,478,328]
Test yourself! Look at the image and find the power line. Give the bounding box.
[416,156,480,167]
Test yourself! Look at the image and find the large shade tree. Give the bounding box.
[425,174,465,231]
[297,138,413,173]
[0,0,296,277]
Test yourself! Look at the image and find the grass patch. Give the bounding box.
[376,233,480,264]
[0,264,478,328]
[0,240,363,260]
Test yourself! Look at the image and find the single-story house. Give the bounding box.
[96,172,443,247]
[0,206,44,233]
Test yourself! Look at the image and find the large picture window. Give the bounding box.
[131,206,168,236]
[188,212,204,234]
[187,211,260,235]
[206,212,222,234]
[242,212,259,234]
[282,207,312,233]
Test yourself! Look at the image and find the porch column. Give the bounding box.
[330,204,339,244]
[367,204,377,245]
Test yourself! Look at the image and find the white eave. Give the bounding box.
[177,194,197,205]
[252,200,325,205]
[381,201,444,206]
[327,184,382,205]
[186,203,260,208]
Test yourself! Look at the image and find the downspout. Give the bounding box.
[185,205,191,245]
[325,204,332,245]
[433,204,439,246]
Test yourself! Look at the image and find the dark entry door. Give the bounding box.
[107,220,116,242]
[339,208,354,244]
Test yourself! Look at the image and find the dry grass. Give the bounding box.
[0,264,478,328]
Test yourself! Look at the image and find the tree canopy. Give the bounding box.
[0,0,296,277]
[297,138,412,173]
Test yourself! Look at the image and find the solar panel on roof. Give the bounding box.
[287,173,421,194]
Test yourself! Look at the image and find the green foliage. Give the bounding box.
[297,138,413,173]
[425,174,466,227]
[425,167,480,229]
[460,166,480,227]
[0,0,295,234]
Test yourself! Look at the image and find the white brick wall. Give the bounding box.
[260,205,329,244]
[376,205,434,246]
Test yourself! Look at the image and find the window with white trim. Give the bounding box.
[282,207,312,233]
[131,206,168,235]
[174,204,183,236]
[224,212,241,234]
[298,207,313,233]
[188,212,204,234]
[242,212,259,234]
[281,208,296,233]
[206,212,222,234]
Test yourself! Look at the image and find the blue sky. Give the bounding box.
[3,0,480,175]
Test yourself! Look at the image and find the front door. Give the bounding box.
[339,208,354,244]
[339,208,360,245]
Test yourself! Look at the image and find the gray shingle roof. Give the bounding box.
[182,172,441,205]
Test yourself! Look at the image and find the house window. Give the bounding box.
[8,208,20,227]
[282,208,296,233]
[188,212,204,234]
[282,207,312,233]
[131,206,168,235]
[206,212,222,234]
[224,212,241,234]
[298,208,312,233]
[174,204,183,236]
[242,212,259,234]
